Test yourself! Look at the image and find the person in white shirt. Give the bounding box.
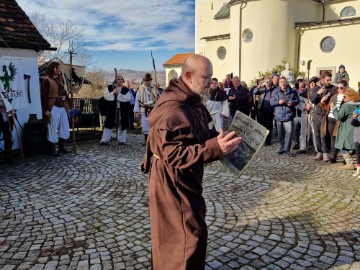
[100,75,131,145]
[133,73,158,145]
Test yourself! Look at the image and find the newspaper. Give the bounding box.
[221,110,269,176]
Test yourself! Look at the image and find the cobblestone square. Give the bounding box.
[1,134,360,269]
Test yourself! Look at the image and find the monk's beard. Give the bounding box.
[200,87,211,103]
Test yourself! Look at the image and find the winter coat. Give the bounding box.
[334,71,349,83]
[351,118,360,143]
[333,102,358,150]
[228,86,251,117]
[270,86,300,122]
[310,84,337,116]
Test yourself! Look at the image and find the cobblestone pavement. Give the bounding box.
[1,134,360,270]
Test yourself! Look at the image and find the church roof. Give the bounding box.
[228,0,334,6]
[295,16,360,28]
[0,0,54,51]
[214,3,230,20]
[163,53,194,67]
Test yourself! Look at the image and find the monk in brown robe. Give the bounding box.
[141,54,241,269]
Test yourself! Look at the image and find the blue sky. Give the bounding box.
[16,0,195,71]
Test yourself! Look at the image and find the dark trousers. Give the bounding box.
[129,105,135,129]
[327,117,338,158]
[293,116,301,145]
[1,116,14,161]
[312,113,328,153]
[258,110,274,145]
[356,142,360,165]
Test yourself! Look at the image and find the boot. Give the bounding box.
[314,152,323,161]
[353,166,360,177]
[338,154,355,170]
[48,141,59,157]
[58,138,71,154]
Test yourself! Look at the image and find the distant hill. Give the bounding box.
[102,69,166,88]
[76,69,167,99]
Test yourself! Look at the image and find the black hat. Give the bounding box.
[143,73,152,81]
[339,64,345,70]
[309,76,319,83]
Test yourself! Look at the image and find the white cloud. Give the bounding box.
[17,0,195,52]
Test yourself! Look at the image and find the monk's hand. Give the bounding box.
[217,130,242,156]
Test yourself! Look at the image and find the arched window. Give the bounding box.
[340,6,356,17]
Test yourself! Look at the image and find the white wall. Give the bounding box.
[0,48,43,150]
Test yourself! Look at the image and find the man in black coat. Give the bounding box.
[228,76,251,118]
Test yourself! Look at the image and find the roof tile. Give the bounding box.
[0,0,53,51]
[163,53,194,66]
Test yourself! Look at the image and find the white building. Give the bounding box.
[0,0,54,151]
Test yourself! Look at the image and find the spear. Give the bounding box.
[150,50,158,90]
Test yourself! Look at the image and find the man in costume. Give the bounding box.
[141,54,241,269]
[40,62,70,156]
[99,75,131,145]
[0,95,15,163]
[134,73,158,145]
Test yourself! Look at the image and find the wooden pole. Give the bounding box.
[68,41,77,154]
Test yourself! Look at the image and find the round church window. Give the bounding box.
[320,36,336,53]
[217,46,226,60]
[242,29,253,43]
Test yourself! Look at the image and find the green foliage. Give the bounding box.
[248,60,306,88]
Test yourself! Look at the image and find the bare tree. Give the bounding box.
[31,11,93,66]
[80,70,107,98]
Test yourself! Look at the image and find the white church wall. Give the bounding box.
[299,23,360,89]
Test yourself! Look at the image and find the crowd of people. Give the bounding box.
[204,65,360,176]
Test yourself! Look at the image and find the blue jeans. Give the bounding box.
[276,120,294,153]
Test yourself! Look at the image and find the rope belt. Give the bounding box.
[153,153,160,160]
[48,96,67,101]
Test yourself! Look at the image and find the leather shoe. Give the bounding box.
[295,149,306,154]
[292,144,300,150]
[284,152,295,157]
[277,150,284,155]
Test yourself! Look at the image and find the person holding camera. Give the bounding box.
[228,76,251,118]
[270,77,300,156]
[255,77,275,145]
[333,89,359,170]
[310,71,337,161]
[319,80,348,163]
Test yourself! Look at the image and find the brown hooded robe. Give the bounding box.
[141,77,223,269]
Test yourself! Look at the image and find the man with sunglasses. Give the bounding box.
[310,71,337,161]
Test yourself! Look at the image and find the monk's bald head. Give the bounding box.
[180,54,213,95]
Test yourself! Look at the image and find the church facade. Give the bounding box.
[195,0,360,88]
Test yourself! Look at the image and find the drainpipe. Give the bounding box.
[239,0,245,77]
[321,0,325,21]
[296,26,302,71]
